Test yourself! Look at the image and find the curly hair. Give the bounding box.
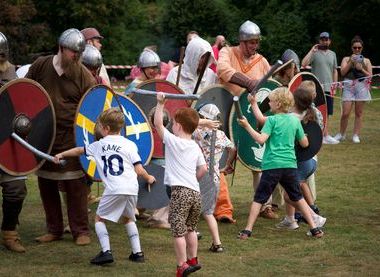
[268,87,294,113]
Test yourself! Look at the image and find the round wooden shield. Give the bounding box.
[288,72,327,130]
[295,121,323,162]
[137,163,169,210]
[75,85,153,180]
[130,79,188,158]
[229,79,281,171]
[0,78,55,175]
[192,85,234,138]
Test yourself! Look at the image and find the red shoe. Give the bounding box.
[187,257,202,272]
[176,260,201,277]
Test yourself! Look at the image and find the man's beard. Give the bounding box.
[0,60,11,73]
[61,53,81,80]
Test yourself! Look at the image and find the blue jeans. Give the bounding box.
[297,159,317,182]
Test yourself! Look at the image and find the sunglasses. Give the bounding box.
[352,47,362,50]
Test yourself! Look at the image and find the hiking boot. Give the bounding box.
[259,207,279,219]
[276,217,299,230]
[75,235,91,246]
[2,231,26,253]
[129,251,145,263]
[209,243,224,253]
[90,250,114,265]
[35,233,62,243]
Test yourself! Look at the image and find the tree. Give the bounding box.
[0,0,50,64]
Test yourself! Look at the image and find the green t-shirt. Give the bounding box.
[261,113,305,170]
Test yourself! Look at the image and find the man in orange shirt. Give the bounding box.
[217,20,278,219]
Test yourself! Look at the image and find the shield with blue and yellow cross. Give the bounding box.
[75,85,153,181]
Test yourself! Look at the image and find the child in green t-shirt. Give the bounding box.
[237,87,324,239]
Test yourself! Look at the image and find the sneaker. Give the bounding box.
[196,231,202,240]
[209,243,224,253]
[276,217,299,230]
[352,134,360,143]
[313,215,327,228]
[129,251,145,263]
[186,257,202,272]
[334,133,346,142]
[177,262,198,277]
[90,250,114,265]
[323,135,340,144]
[259,207,279,219]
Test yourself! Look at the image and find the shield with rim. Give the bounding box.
[229,79,281,171]
[130,79,188,158]
[288,72,327,130]
[192,84,234,138]
[0,78,55,175]
[75,85,153,181]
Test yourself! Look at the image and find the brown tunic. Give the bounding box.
[26,55,96,175]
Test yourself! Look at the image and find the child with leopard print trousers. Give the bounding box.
[154,93,207,277]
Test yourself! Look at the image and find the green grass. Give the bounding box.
[1,90,379,276]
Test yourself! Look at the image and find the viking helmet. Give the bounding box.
[58,28,86,53]
[281,49,300,72]
[198,103,220,120]
[0,32,9,58]
[239,20,261,41]
[137,49,160,68]
[82,45,103,69]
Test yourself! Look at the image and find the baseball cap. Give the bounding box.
[81,28,104,40]
[198,104,220,120]
[319,32,330,39]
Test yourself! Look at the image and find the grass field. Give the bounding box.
[0,90,379,276]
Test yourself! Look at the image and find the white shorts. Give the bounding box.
[96,194,137,223]
[342,79,371,101]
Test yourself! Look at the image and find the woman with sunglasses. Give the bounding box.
[335,36,373,143]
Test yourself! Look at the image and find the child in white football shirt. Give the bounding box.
[54,108,155,265]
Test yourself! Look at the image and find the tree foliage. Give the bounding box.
[0,0,379,66]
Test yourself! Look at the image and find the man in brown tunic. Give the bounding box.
[26,28,96,245]
[0,32,28,253]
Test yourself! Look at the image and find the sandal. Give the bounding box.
[209,243,224,253]
[309,227,324,238]
[238,230,252,240]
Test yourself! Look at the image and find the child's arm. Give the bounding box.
[198,118,220,129]
[154,93,166,139]
[54,147,84,164]
[238,117,269,145]
[134,163,156,184]
[220,146,237,174]
[298,135,309,148]
[248,94,267,126]
[196,164,208,181]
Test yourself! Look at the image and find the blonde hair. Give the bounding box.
[298,80,316,93]
[268,87,294,113]
[98,107,125,133]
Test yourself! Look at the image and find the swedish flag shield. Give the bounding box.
[75,85,153,180]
